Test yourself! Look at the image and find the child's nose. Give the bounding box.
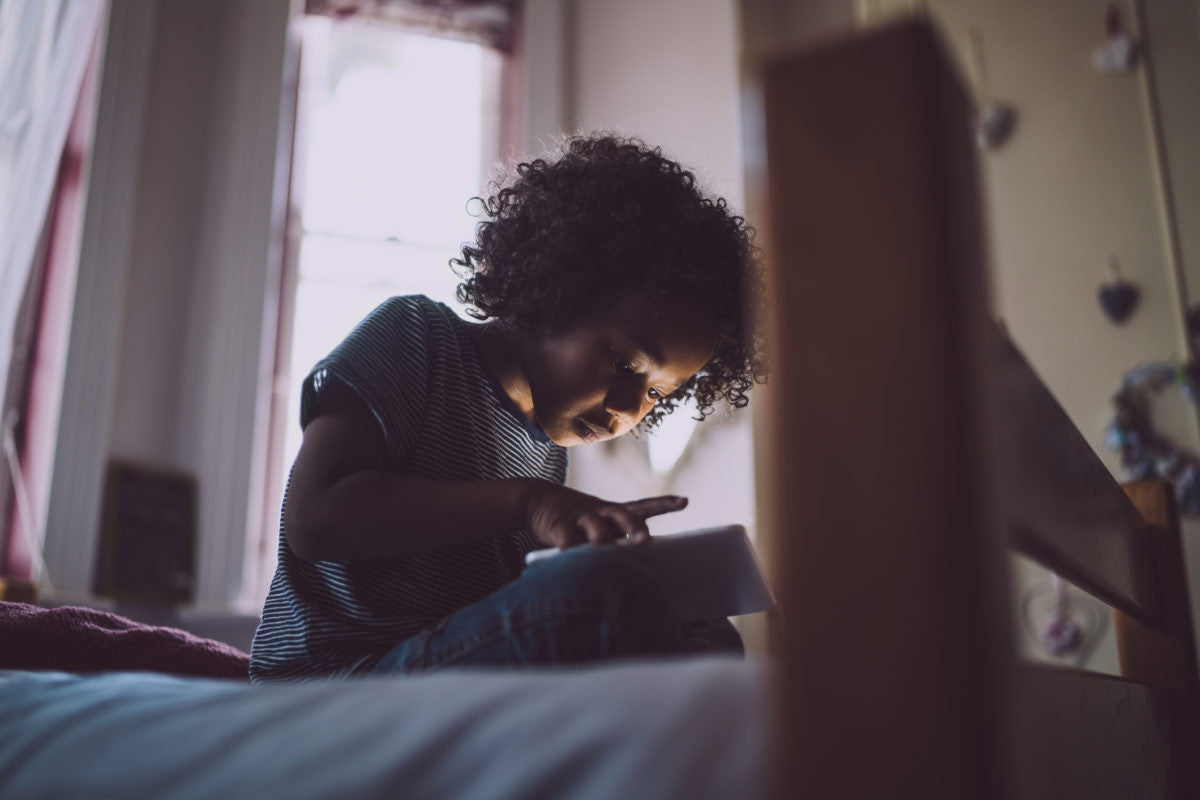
[603,381,654,426]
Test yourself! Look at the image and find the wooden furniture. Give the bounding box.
[0,577,36,604]
[754,19,1199,800]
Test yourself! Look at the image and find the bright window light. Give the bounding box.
[257,16,501,598]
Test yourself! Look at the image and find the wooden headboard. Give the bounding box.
[753,18,1199,800]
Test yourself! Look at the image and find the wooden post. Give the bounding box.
[756,19,1009,800]
[1118,480,1200,797]
[0,576,37,604]
[1116,480,1199,691]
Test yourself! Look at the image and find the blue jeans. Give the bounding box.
[369,545,743,674]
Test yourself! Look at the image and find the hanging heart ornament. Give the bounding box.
[976,103,1016,150]
[967,28,1017,151]
[1099,280,1139,323]
[1098,257,1139,324]
[1021,576,1106,665]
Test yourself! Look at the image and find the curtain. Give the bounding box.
[306,0,521,51]
[0,0,107,450]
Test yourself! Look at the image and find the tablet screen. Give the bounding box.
[525,524,775,622]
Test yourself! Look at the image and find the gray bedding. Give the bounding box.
[0,656,767,799]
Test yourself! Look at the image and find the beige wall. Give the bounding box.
[864,0,1198,467]
[44,0,292,608]
[110,1,222,465]
[851,1,1200,463]
[569,0,744,206]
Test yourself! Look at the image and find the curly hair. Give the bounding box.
[453,134,766,431]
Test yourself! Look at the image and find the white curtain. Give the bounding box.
[0,0,107,422]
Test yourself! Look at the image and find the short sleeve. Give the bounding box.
[300,297,433,465]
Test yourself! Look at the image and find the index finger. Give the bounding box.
[620,495,688,519]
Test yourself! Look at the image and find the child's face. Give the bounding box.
[520,294,715,447]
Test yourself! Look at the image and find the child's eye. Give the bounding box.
[609,351,636,375]
[647,387,663,401]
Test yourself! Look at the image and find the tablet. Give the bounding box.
[524,524,775,622]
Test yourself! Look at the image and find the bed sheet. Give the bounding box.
[0,655,766,800]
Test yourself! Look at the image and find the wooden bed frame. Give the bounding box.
[754,19,1199,800]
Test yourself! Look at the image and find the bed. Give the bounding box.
[753,17,1200,800]
[1,17,1196,800]
[0,658,766,800]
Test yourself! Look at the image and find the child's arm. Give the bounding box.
[285,379,686,562]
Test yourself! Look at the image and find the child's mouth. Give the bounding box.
[575,418,606,444]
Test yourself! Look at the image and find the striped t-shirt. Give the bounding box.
[250,295,567,683]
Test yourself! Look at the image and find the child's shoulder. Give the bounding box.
[355,296,480,371]
[377,293,450,317]
[369,294,462,334]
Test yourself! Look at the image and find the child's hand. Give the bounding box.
[524,484,687,549]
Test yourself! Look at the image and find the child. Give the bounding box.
[250,135,765,682]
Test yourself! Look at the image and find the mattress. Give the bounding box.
[0,655,767,799]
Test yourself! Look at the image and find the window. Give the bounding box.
[248,15,505,604]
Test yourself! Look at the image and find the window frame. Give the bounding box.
[246,15,516,606]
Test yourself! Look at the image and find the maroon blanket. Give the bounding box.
[0,602,250,679]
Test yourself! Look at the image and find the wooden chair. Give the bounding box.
[752,18,1199,799]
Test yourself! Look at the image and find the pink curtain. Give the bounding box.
[0,0,108,580]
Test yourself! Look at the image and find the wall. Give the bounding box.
[880,0,1200,673]
[569,0,744,205]
[109,1,221,465]
[871,0,1198,466]
[42,0,293,612]
[41,0,160,602]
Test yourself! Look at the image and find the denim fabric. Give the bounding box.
[369,545,742,674]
